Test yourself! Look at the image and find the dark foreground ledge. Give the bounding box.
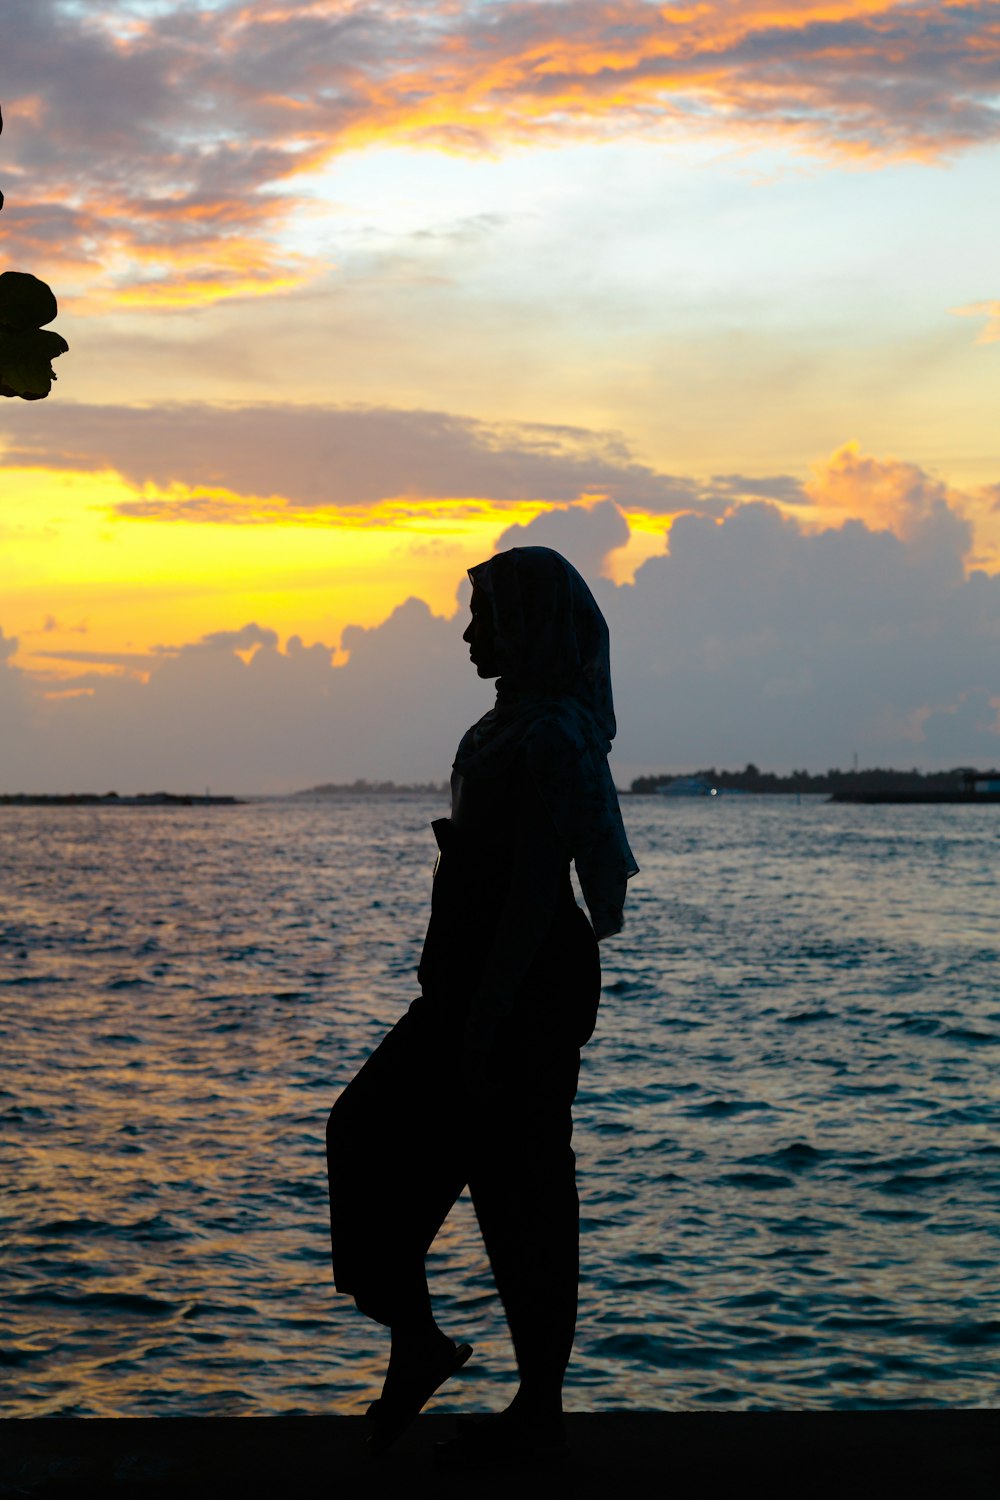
[2,1413,997,1499]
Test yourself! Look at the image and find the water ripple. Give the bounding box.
[1,796,999,1415]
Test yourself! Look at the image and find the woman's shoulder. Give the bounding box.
[520,710,585,776]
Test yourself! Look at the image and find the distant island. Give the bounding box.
[630,764,1000,802]
[0,792,242,806]
[293,778,450,797]
[294,767,1000,802]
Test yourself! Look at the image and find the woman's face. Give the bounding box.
[462,587,499,678]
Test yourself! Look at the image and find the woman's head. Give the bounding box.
[463,546,614,738]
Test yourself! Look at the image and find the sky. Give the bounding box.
[1,0,999,792]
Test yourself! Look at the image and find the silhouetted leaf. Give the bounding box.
[0,381,44,400]
[0,270,59,330]
[0,325,68,398]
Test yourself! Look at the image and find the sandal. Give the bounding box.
[365,1339,474,1457]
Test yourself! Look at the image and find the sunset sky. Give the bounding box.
[1,0,999,791]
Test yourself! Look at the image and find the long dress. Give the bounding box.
[325,741,601,1332]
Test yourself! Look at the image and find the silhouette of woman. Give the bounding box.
[326,546,638,1465]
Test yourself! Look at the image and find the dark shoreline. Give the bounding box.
[5,790,1000,808]
[2,1412,996,1497]
[0,793,242,807]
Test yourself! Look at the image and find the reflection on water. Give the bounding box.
[1,797,998,1414]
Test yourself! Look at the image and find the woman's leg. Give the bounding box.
[325,1003,466,1333]
[467,1039,582,1424]
[464,914,599,1427]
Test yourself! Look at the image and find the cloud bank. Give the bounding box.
[0,400,804,516]
[2,458,998,791]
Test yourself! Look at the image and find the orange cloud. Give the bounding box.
[3,0,998,308]
[805,441,973,568]
[110,486,546,533]
[953,300,1000,344]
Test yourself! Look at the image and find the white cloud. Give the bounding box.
[494,497,631,579]
[178,623,279,654]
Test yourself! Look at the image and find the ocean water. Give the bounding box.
[1,795,998,1417]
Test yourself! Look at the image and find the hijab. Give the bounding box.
[453,546,639,939]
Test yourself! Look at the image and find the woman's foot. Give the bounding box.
[494,1392,565,1438]
[435,1398,569,1469]
[366,1329,473,1456]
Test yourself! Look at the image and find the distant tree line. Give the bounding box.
[295,779,450,796]
[629,764,1000,795]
